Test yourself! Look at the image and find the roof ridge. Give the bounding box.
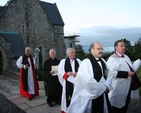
[0,31,19,34]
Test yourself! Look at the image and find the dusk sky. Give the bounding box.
[1,0,141,52]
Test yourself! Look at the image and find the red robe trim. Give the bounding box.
[61,111,66,113]
[63,72,68,79]
[19,57,39,99]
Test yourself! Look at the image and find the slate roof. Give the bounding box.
[0,31,23,57]
[39,1,64,25]
[0,1,64,26]
[0,6,5,15]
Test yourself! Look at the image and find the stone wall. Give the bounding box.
[0,36,12,60]
[4,69,44,90]
[4,69,20,81]
[0,0,65,71]
[0,36,12,73]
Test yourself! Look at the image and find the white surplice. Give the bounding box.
[67,58,113,113]
[16,56,36,94]
[107,54,132,108]
[58,58,81,113]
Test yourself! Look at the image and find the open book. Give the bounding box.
[51,65,58,76]
[133,59,141,71]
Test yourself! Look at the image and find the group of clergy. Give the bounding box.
[58,40,141,113]
[16,39,141,113]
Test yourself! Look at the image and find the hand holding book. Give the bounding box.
[51,65,58,76]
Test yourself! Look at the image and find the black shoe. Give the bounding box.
[55,102,61,105]
[28,98,32,101]
[48,103,54,107]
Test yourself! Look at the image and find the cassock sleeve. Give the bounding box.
[101,58,113,91]
[67,58,81,84]
[76,58,81,65]
[75,59,106,99]
[16,56,23,68]
[43,60,50,75]
[107,57,129,79]
[58,59,66,86]
[43,60,52,86]
[58,58,81,86]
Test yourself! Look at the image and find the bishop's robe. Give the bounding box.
[16,55,39,99]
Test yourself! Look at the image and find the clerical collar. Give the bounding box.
[26,55,30,58]
[115,52,124,57]
[96,58,100,61]
[70,58,74,62]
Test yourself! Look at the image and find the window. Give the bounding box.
[22,25,25,34]
[33,26,36,34]
[70,43,72,47]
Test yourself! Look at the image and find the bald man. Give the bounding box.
[16,47,39,100]
[67,42,113,113]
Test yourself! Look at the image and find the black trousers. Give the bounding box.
[112,87,131,113]
[92,93,112,113]
[92,94,103,113]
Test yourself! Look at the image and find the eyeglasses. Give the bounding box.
[93,48,103,51]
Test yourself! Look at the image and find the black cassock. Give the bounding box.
[43,58,62,104]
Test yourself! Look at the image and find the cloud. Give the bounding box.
[77,26,141,52]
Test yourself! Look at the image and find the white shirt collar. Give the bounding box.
[116,52,124,57]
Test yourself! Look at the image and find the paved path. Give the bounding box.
[0,74,141,113]
[0,75,61,113]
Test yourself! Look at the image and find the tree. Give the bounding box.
[121,38,134,60]
[103,52,114,61]
[75,44,85,60]
[133,38,141,60]
[122,38,132,51]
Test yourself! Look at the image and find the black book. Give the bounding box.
[22,61,30,66]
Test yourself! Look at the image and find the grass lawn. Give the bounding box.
[137,66,141,93]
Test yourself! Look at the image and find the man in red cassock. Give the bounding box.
[16,47,39,100]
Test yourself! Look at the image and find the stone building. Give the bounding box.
[0,0,65,74]
[64,34,80,56]
[64,34,80,50]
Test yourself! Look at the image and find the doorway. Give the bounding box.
[0,52,2,74]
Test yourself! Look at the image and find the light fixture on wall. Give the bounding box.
[34,48,40,69]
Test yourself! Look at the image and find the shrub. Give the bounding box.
[36,69,44,81]
[137,66,141,94]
